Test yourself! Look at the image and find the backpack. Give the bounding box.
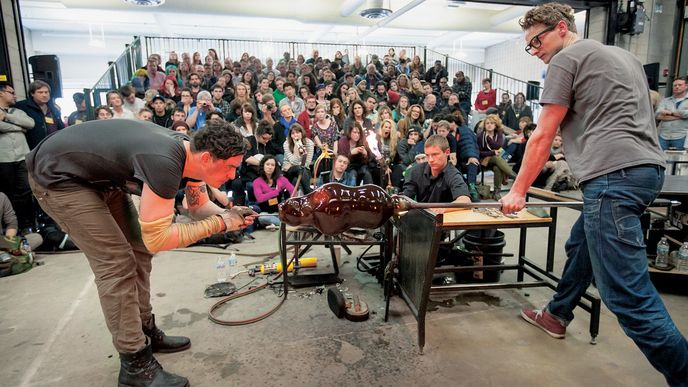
[0,236,34,277]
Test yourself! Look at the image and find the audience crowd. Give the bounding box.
[0,46,554,242]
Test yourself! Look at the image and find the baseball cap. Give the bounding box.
[151,95,166,104]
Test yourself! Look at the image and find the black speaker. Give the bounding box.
[643,62,659,91]
[28,55,62,98]
[526,81,540,101]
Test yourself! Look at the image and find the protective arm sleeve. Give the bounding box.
[139,213,225,253]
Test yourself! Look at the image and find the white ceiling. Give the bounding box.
[19,0,539,60]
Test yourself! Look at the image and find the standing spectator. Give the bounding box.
[452,71,472,115]
[474,78,497,114]
[0,82,35,232]
[145,57,166,91]
[15,80,63,149]
[67,92,88,126]
[656,77,688,150]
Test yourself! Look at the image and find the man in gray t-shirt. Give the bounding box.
[501,3,687,385]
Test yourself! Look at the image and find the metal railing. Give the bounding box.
[83,37,143,120]
[427,48,543,122]
[143,36,416,68]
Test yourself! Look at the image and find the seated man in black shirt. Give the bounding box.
[402,134,471,204]
[26,119,256,387]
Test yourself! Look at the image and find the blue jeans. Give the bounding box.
[659,136,686,150]
[546,164,688,386]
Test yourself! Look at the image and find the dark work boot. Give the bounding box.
[118,340,189,387]
[142,314,191,353]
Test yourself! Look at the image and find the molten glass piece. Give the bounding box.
[279,183,395,235]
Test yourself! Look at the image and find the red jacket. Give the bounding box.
[474,89,496,111]
[297,110,315,139]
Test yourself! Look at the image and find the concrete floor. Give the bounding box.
[1,206,686,387]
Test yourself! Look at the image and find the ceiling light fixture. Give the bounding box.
[123,0,165,7]
[360,0,392,19]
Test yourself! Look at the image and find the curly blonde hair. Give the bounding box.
[519,3,577,33]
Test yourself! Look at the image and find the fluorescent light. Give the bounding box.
[21,1,66,9]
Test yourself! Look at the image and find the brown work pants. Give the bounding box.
[29,176,153,354]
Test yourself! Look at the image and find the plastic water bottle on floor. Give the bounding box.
[677,242,688,272]
[228,253,238,279]
[655,237,670,269]
[216,257,227,283]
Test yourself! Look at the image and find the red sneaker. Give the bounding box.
[521,308,566,339]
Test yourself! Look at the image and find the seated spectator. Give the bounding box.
[206,111,224,123]
[273,104,297,155]
[137,108,153,121]
[120,85,146,115]
[342,99,374,135]
[228,82,256,121]
[435,119,458,167]
[172,120,189,135]
[312,103,339,154]
[186,72,204,101]
[365,95,380,126]
[107,90,135,119]
[337,122,374,185]
[186,90,221,131]
[397,126,423,171]
[232,103,258,138]
[376,105,393,129]
[159,75,180,103]
[279,82,305,116]
[150,95,172,127]
[1,191,42,250]
[497,92,513,124]
[259,94,278,124]
[425,60,448,91]
[252,155,294,228]
[538,134,575,191]
[316,154,356,186]
[474,78,497,114]
[170,107,187,125]
[282,124,314,195]
[452,71,472,115]
[329,98,346,132]
[176,87,195,116]
[444,114,481,202]
[509,92,533,129]
[378,118,403,189]
[95,105,114,120]
[296,94,317,138]
[393,95,410,123]
[397,104,424,138]
[503,116,532,167]
[477,114,516,200]
[67,92,88,126]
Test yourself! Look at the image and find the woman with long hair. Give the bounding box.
[159,75,180,103]
[477,114,516,200]
[409,55,425,75]
[376,105,393,129]
[301,73,316,95]
[393,95,410,123]
[378,118,403,189]
[312,103,339,154]
[232,103,258,138]
[397,104,424,139]
[106,90,135,119]
[407,77,425,106]
[241,70,257,93]
[177,62,190,87]
[329,98,347,132]
[207,48,219,63]
[337,123,374,185]
[344,88,360,114]
[192,51,202,66]
[165,51,179,68]
[342,99,374,134]
[252,155,294,228]
[211,61,223,79]
[397,74,410,94]
[282,124,314,194]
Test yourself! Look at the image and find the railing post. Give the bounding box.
[107,61,117,89]
[423,46,427,70]
[83,88,95,121]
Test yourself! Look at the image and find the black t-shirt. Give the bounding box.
[402,162,469,203]
[26,119,189,199]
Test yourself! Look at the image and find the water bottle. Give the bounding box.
[21,238,34,263]
[216,257,227,283]
[677,242,688,272]
[227,253,238,278]
[655,237,670,269]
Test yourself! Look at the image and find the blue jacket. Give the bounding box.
[457,125,479,160]
[14,98,64,150]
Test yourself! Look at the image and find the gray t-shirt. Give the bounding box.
[540,39,665,183]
